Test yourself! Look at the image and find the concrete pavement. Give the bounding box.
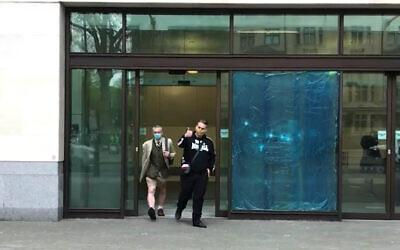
[1,215,400,250]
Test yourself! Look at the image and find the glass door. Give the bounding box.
[342,72,400,219]
[342,73,388,218]
[133,70,228,217]
[393,75,400,217]
[125,71,138,216]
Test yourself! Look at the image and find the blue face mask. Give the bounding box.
[154,133,162,140]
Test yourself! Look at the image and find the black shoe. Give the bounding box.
[193,220,207,228]
[148,207,156,221]
[175,208,182,220]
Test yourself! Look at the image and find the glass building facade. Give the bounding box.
[65,9,400,220]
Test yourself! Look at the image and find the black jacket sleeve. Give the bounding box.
[208,140,216,172]
[177,134,187,148]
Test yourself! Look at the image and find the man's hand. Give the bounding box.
[184,128,193,137]
[206,168,210,177]
[163,151,170,158]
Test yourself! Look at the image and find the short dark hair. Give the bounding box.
[198,119,208,126]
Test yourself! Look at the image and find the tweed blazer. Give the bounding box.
[140,137,176,182]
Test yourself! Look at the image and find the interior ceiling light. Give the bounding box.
[187,70,198,74]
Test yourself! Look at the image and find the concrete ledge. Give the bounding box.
[0,162,62,175]
[0,161,63,221]
[0,207,62,221]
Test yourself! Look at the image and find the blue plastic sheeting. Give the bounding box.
[232,71,338,212]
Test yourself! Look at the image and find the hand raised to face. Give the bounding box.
[185,127,193,137]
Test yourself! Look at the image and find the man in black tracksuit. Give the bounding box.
[175,120,215,228]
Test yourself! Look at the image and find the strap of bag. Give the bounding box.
[191,141,204,165]
[163,137,169,152]
[163,137,174,167]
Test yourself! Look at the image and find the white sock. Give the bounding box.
[158,206,163,210]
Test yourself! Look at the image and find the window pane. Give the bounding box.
[342,73,387,213]
[70,13,123,53]
[344,15,400,55]
[382,16,400,54]
[234,15,338,54]
[232,71,339,211]
[344,16,379,55]
[126,15,230,54]
[69,69,122,209]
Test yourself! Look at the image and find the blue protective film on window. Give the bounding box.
[232,71,338,212]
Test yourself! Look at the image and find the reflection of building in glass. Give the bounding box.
[234,16,338,54]
[342,73,387,172]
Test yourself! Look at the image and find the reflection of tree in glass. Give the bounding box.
[70,13,123,53]
[97,70,113,144]
[382,16,400,53]
[383,16,399,31]
[71,14,123,148]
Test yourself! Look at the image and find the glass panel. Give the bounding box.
[126,15,230,54]
[126,71,136,211]
[219,72,229,211]
[344,15,400,55]
[342,73,387,213]
[69,69,122,209]
[395,76,400,213]
[232,71,339,211]
[383,16,400,55]
[139,70,216,86]
[70,13,123,53]
[234,15,338,54]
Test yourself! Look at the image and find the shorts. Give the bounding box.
[145,176,167,189]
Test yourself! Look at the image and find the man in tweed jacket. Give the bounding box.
[140,125,175,220]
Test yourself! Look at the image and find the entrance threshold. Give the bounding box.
[137,200,216,219]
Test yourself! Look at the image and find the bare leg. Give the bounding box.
[157,183,167,207]
[147,185,156,208]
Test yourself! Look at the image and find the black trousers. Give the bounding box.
[176,171,208,223]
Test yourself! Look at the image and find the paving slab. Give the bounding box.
[1,217,400,250]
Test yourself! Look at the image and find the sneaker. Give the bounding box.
[157,208,165,216]
[175,208,182,220]
[193,220,207,228]
[148,207,156,221]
